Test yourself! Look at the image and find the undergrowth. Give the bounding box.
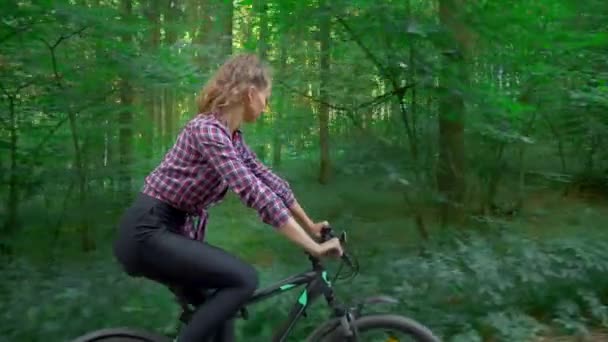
[2,228,608,342]
[2,156,608,341]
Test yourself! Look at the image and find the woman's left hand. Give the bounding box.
[308,220,330,237]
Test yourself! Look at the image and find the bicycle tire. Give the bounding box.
[69,327,172,342]
[306,314,441,342]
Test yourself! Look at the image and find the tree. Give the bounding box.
[318,1,332,184]
[436,0,472,227]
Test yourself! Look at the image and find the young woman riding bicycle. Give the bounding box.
[113,54,344,342]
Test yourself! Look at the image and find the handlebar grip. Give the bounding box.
[320,226,334,241]
[320,226,354,268]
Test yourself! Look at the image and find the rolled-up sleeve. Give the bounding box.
[191,122,291,228]
[238,138,296,209]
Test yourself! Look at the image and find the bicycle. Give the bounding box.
[70,227,441,341]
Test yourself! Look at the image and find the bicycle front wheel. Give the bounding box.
[306,314,441,342]
[70,327,172,342]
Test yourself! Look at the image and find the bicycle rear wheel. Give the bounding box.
[306,314,441,342]
[70,328,172,342]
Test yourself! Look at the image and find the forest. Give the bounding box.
[1,0,607,341]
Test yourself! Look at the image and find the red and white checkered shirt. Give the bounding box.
[141,112,295,241]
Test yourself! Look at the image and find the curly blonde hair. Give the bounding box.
[196,54,272,114]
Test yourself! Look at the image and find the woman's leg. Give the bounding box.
[212,319,236,342]
[136,229,258,342]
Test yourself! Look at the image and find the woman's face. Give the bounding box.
[243,84,271,123]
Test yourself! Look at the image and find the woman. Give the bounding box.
[113,53,343,342]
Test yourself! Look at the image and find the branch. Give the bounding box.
[50,26,88,49]
[0,79,36,129]
[0,69,37,97]
[335,16,395,84]
[356,83,417,111]
[275,80,350,112]
[0,18,55,45]
[39,26,88,49]
[31,88,117,157]
[334,13,416,144]
[277,80,415,113]
[38,26,88,88]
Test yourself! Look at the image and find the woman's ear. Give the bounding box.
[243,86,254,104]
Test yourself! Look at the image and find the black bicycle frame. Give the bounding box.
[242,265,336,342]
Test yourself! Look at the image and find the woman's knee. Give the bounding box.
[236,263,259,294]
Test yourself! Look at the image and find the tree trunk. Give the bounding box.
[437,0,471,227]
[318,2,331,184]
[196,0,232,68]
[221,0,233,58]
[67,110,94,251]
[405,0,428,241]
[194,0,211,68]
[164,88,174,149]
[119,0,134,204]
[163,0,179,148]
[144,0,160,158]
[273,39,288,168]
[255,0,270,161]
[2,94,18,254]
[7,95,17,231]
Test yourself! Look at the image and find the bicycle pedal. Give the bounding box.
[179,309,193,323]
[239,307,249,320]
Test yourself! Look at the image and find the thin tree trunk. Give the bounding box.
[163,0,178,148]
[8,95,17,231]
[437,0,471,227]
[164,89,174,148]
[515,110,538,212]
[2,94,18,254]
[67,110,94,251]
[119,0,134,204]
[405,0,428,240]
[144,0,160,158]
[222,0,233,57]
[318,2,331,184]
[45,32,95,251]
[255,0,270,160]
[273,39,288,167]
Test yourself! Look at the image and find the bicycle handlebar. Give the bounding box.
[319,226,356,271]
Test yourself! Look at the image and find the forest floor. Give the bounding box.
[2,162,608,341]
[537,331,608,341]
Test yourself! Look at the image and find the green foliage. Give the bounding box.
[3,225,608,341]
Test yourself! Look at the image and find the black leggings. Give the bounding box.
[113,193,258,342]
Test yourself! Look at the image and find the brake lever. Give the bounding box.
[321,227,355,270]
[339,231,347,244]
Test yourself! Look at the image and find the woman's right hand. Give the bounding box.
[277,217,343,259]
[315,237,343,258]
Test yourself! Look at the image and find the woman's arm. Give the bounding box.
[277,217,320,255]
[278,217,343,257]
[238,137,325,235]
[238,136,295,208]
[289,201,325,236]
[192,122,293,229]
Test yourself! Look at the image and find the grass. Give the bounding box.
[2,157,608,341]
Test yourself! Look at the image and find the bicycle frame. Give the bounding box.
[174,229,354,341]
[244,265,337,342]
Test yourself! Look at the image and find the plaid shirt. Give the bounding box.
[141,113,295,241]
